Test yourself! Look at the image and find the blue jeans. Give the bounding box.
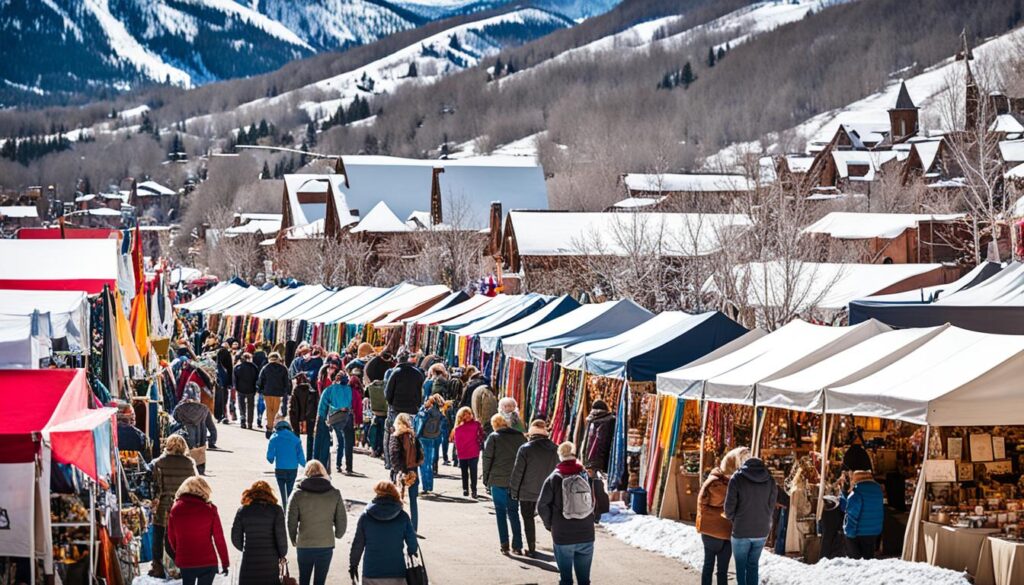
[701,535,730,585]
[774,508,788,555]
[313,418,331,469]
[296,547,333,585]
[553,542,593,585]
[490,486,522,549]
[180,566,216,585]
[331,417,354,472]
[275,468,297,510]
[371,414,386,456]
[731,537,766,585]
[257,394,265,424]
[419,438,438,491]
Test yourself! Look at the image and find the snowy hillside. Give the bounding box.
[0,0,610,104]
[708,23,1024,168]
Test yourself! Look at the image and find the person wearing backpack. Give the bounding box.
[366,376,388,459]
[172,384,218,475]
[538,442,595,585]
[510,419,560,557]
[415,394,445,495]
[482,414,527,555]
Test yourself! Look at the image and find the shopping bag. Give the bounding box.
[280,559,298,585]
[406,552,428,585]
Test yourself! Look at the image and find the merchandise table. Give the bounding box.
[921,522,1024,585]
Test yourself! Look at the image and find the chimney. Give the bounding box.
[430,166,445,225]
[489,202,502,257]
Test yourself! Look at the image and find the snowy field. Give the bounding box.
[601,510,971,585]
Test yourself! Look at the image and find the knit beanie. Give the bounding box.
[592,399,608,411]
[558,441,576,461]
[357,342,374,359]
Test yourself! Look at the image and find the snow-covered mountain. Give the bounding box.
[0,0,619,104]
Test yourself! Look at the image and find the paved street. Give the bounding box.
[159,422,701,584]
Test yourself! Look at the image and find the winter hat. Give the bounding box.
[592,399,609,411]
[245,343,256,353]
[852,470,874,484]
[528,419,548,436]
[357,343,374,359]
[274,420,292,431]
[558,441,576,461]
[268,352,282,362]
[347,359,365,375]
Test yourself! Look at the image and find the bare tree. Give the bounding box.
[269,237,375,287]
[201,205,265,281]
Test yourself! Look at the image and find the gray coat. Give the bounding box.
[287,477,347,548]
[510,435,560,502]
[482,427,527,489]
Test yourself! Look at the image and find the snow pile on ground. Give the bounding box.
[600,511,971,585]
[133,575,230,585]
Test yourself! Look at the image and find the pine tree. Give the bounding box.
[407,61,418,78]
[681,61,696,88]
[258,119,270,138]
[707,47,716,67]
[449,34,462,52]
[717,46,726,61]
[305,122,317,147]
[261,161,271,180]
[494,57,504,77]
[440,133,450,156]
[506,60,516,75]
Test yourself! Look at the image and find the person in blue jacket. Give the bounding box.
[318,371,355,474]
[267,420,306,510]
[842,470,884,559]
[349,480,418,583]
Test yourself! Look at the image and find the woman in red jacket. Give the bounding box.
[167,476,230,585]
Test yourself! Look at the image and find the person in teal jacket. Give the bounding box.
[318,373,355,474]
[842,470,884,559]
[267,420,306,510]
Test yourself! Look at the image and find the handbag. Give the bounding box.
[279,559,298,585]
[327,408,350,428]
[405,552,428,585]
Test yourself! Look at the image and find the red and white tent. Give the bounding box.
[0,239,121,294]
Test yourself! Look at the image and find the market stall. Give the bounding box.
[447,293,552,368]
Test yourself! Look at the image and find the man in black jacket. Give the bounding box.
[233,352,259,430]
[510,419,560,557]
[582,400,615,474]
[383,353,423,474]
[257,352,291,439]
[724,451,778,585]
[214,341,233,423]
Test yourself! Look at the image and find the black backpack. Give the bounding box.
[418,407,443,439]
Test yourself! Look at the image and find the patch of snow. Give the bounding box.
[118,105,150,121]
[82,0,192,87]
[601,511,970,585]
[40,0,83,41]
[188,0,313,50]
[2,79,46,96]
[448,132,542,160]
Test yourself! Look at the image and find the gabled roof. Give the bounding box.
[830,150,899,180]
[136,181,176,197]
[283,174,355,229]
[990,114,1024,134]
[999,139,1024,163]
[351,201,410,233]
[0,206,38,218]
[802,212,964,240]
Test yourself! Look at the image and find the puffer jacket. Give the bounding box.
[482,427,527,488]
[152,453,197,525]
[288,382,318,433]
[167,494,229,569]
[287,476,347,548]
[843,477,884,537]
[231,501,287,585]
[349,498,417,579]
[384,362,424,415]
[510,434,560,502]
[172,401,217,448]
[724,458,778,539]
[696,468,732,540]
[257,362,291,397]
[233,361,259,394]
[267,421,306,470]
[583,409,615,472]
[538,459,596,546]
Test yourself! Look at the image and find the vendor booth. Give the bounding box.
[0,239,122,294]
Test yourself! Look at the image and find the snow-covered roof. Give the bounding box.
[88,207,123,217]
[74,194,96,203]
[100,191,127,201]
[611,197,666,209]
[235,212,283,222]
[283,218,325,240]
[406,210,432,229]
[802,212,964,240]
[705,261,946,311]
[224,219,281,237]
[136,180,176,197]
[335,156,547,229]
[991,114,1024,134]
[1000,139,1024,163]
[1007,162,1024,180]
[283,174,355,229]
[0,206,38,218]
[911,139,942,173]
[623,173,753,193]
[830,150,899,180]
[508,211,751,257]
[351,202,410,233]
[784,155,815,173]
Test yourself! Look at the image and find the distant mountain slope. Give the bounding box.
[0,0,621,106]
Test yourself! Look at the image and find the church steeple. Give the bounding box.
[958,29,980,130]
[888,81,919,142]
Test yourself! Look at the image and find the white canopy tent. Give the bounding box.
[251,286,330,320]
[825,326,1024,426]
[337,285,449,326]
[478,296,581,355]
[405,294,495,326]
[452,294,551,338]
[177,282,249,312]
[437,296,524,332]
[200,286,264,314]
[756,326,947,413]
[0,314,52,368]
[220,286,298,317]
[0,290,90,352]
[561,311,692,367]
[501,300,653,361]
[700,319,890,405]
[307,286,395,323]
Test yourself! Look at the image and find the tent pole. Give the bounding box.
[89,480,96,585]
[911,424,933,562]
[815,401,830,524]
[698,399,709,482]
[30,454,36,585]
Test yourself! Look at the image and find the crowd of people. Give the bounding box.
[695,442,885,585]
[135,334,620,585]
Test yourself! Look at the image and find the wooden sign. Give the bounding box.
[924,460,957,483]
[970,434,993,462]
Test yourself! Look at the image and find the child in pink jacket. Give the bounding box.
[452,406,484,497]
